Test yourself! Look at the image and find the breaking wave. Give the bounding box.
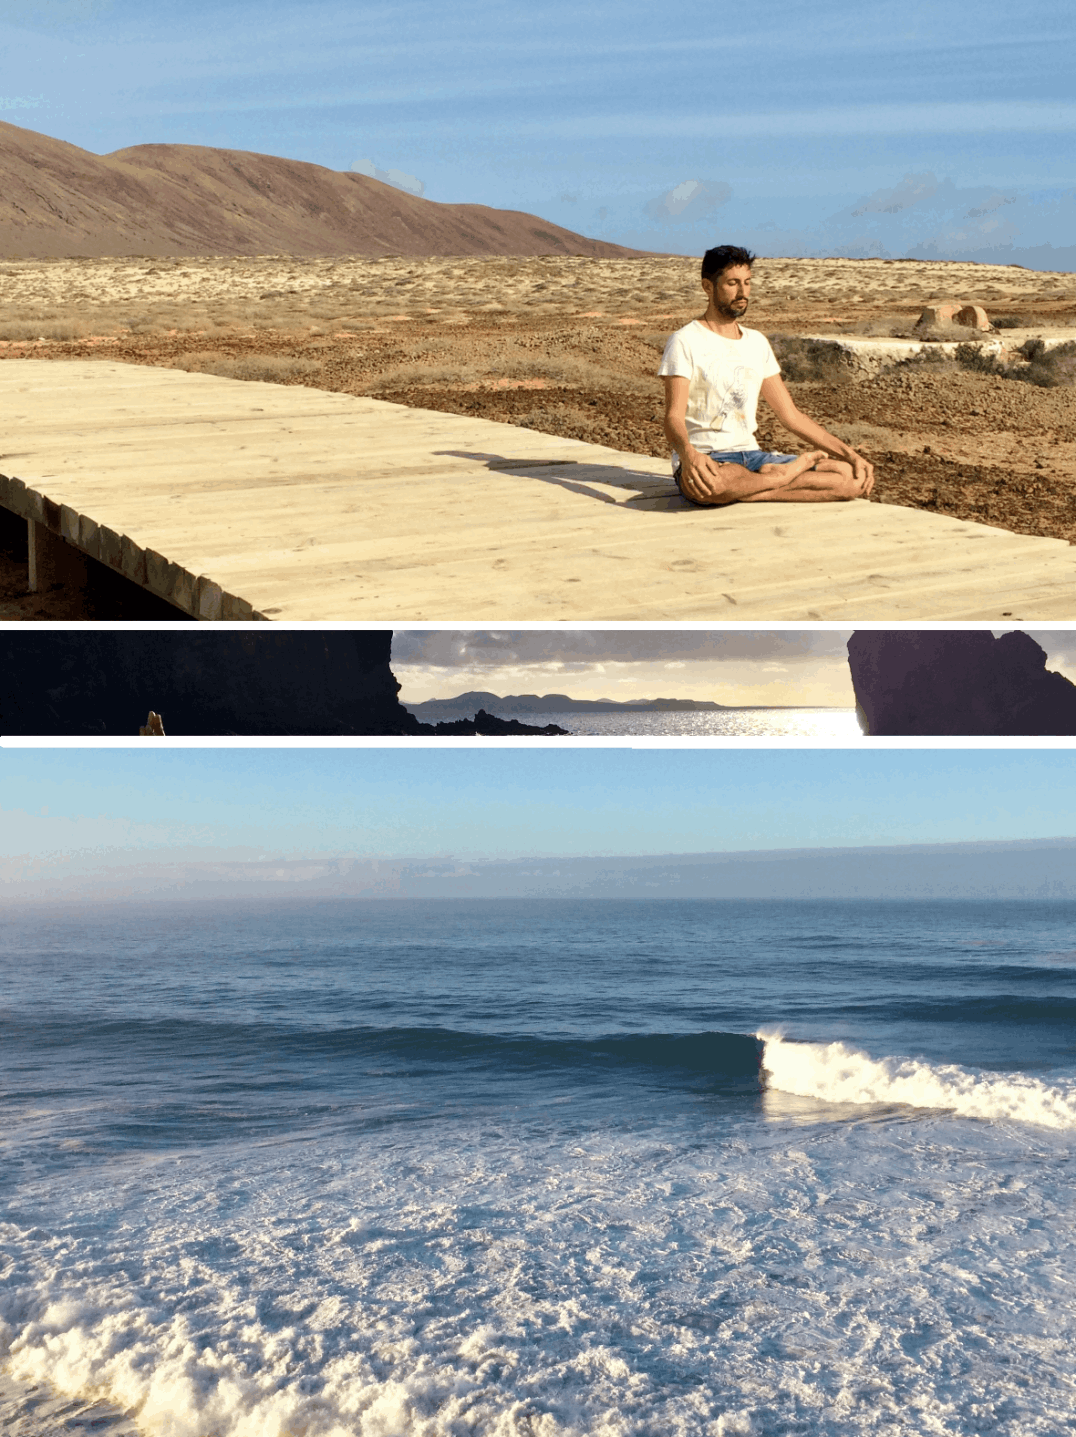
[760,1031,1076,1129]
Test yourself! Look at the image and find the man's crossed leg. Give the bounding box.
[675,449,870,506]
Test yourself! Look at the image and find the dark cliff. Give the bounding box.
[0,632,568,735]
[0,631,413,735]
[847,630,1076,735]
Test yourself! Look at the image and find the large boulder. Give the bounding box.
[916,302,962,327]
[954,303,991,331]
[915,302,991,330]
[847,631,1076,735]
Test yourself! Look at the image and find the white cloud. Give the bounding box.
[689,169,1076,266]
[350,156,424,196]
[852,172,940,216]
[644,178,731,223]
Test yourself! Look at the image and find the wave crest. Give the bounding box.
[760,1032,1076,1130]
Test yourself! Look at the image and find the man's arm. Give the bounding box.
[760,374,875,489]
[663,375,805,503]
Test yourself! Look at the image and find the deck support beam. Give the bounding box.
[27,519,89,594]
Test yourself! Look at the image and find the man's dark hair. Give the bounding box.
[701,245,756,281]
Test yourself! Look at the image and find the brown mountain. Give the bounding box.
[0,120,647,260]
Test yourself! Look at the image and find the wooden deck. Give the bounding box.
[1,358,1073,620]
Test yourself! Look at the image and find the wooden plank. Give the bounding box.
[1,358,1073,620]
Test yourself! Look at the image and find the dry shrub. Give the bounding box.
[767,334,851,383]
[1019,339,1076,388]
[370,355,656,394]
[882,348,960,378]
[173,353,324,383]
[913,322,984,342]
[370,362,483,389]
[0,318,90,341]
[884,339,1076,388]
[850,316,921,339]
[250,313,308,331]
[520,354,650,390]
[126,314,170,334]
[929,339,1076,388]
[514,402,622,447]
[164,316,210,333]
[366,347,653,393]
[953,343,1007,376]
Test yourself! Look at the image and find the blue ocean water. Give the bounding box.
[2,897,1076,1436]
[408,708,862,738]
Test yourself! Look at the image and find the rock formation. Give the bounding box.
[915,302,991,330]
[847,630,1076,735]
[954,303,991,331]
[434,709,568,736]
[0,633,567,735]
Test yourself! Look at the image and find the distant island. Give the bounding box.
[404,690,846,717]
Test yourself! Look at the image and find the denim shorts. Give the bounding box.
[674,450,797,504]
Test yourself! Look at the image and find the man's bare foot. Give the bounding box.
[787,464,870,500]
[758,449,828,482]
[742,453,873,503]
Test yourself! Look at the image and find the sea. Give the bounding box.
[408,709,863,739]
[2,897,1075,1437]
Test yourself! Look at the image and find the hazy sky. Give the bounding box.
[3,0,1075,260]
[4,750,1076,898]
[391,629,1076,705]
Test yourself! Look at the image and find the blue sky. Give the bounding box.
[2,752,1075,888]
[3,0,1076,262]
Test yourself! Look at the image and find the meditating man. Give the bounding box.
[659,244,875,505]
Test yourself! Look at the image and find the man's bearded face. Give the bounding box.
[708,265,751,319]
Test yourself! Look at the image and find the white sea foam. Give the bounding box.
[3,1105,1076,1437]
[760,1032,1076,1129]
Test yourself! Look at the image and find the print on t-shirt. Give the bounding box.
[715,363,749,435]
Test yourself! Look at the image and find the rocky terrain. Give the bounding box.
[1,252,1075,618]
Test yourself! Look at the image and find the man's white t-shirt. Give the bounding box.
[658,321,781,452]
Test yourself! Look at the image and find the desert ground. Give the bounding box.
[2,253,1075,619]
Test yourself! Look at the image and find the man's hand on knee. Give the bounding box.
[807,455,874,498]
[678,451,733,504]
[844,451,875,493]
